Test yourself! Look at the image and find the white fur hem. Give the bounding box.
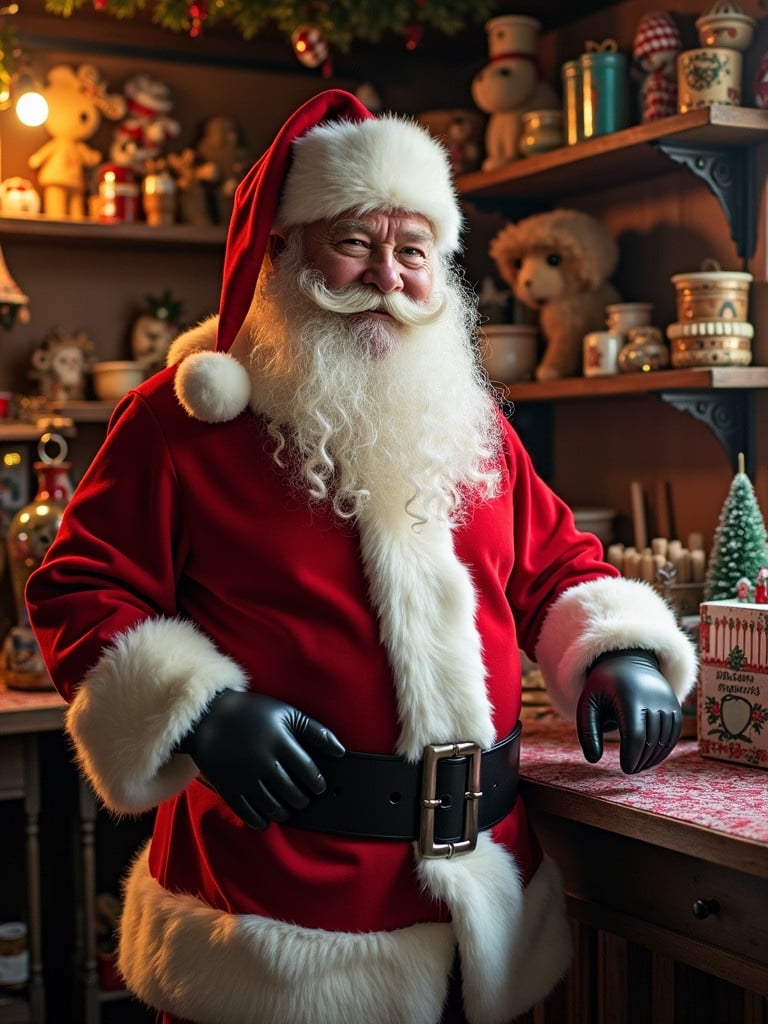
[419,836,571,1023]
[535,576,698,720]
[119,843,454,1024]
[66,617,248,812]
[118,843,570,1024]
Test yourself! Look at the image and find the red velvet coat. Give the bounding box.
[26,365,695,1024]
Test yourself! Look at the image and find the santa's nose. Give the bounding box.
[362,256,403,293]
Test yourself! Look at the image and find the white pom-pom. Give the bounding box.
[174,351,251,423]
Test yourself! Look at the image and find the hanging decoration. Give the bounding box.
[0,242,29,330]
[291,24,332,76]
[0,7,18,109]
[41,0,495,54]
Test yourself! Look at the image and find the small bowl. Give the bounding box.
[605,302,653,334]
[480,324,539,382]
[92,361,145,400]
[572,507,616,546]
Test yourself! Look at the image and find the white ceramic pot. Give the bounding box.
[571,507,616,546]
[92,361,145,400]
[480,324,539,382]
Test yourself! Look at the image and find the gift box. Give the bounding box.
[698,600,768,769]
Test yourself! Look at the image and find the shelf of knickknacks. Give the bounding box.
[457,104,768,261]
[0,212,228,248]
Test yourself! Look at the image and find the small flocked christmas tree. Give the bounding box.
[704,453,768,602]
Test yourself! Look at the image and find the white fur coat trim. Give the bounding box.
[418,836,571,1023]
[66,616,248,813]
[119,842,455,1024]
[118,842,570,1024]
[535,576,698,720]
[358,504,495,757]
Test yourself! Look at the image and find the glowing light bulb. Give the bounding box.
[15,90,48,127]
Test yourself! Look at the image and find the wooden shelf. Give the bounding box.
[496,367,768,403]
[456,105,768,203]
[0,215,227,249]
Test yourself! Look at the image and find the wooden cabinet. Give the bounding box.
[517,722,768,1023]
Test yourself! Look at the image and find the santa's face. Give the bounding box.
[303,212,434,301]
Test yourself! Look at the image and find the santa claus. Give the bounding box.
[26,90,696,1024]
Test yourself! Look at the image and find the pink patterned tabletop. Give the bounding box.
[520,720,768,846]
[0,680,66,735]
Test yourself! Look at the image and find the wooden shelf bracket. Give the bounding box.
[653,141,756,263]
[656,388,755,477]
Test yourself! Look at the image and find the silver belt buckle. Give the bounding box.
[418,741,482,859]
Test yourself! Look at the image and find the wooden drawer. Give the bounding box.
[531,810,768,981]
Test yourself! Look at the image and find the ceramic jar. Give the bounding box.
[519,109,564,156]
[583,330,622,376]
[677,47,742,111]
[605,302,654,334]
[671,262,752,322]
[667,259,754,367]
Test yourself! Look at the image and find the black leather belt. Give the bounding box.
[287,723,521,859]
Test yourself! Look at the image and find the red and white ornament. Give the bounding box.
[0,177,42,215]
[291,25,329,69]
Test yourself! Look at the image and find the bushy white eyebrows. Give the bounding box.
[332,218,434,246]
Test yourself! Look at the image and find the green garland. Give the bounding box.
[42,0,496,51]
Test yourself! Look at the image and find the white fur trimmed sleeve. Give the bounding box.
[534,576,697,720]
[66,617,248,813]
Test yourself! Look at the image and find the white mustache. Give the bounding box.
[299,271,448,327]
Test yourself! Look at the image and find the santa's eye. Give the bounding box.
[546,253,562,267]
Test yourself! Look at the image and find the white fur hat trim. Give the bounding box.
[277,115,462,254]
[174,349,252,423]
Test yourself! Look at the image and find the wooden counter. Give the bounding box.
[519,720,768,1023]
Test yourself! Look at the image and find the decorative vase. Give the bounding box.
[3,432,71,690]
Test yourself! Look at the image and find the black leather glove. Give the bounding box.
[576,648,682,774]
[177,690,345,830]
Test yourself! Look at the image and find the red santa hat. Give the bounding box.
[175,88,463,423]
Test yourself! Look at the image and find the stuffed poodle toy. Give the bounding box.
[489,208,621,380]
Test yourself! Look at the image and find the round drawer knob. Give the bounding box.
[692,897,720,920]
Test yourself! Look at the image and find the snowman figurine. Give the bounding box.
[471,15,559,171]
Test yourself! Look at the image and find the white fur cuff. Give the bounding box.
[66,617,248,812]
[535,576,698,720]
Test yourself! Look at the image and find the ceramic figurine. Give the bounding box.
[471,15,558,170]
[28,327,96,401]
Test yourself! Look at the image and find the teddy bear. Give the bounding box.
[27,64,126,219]
[489,208,621,381]
[471,15,559,170]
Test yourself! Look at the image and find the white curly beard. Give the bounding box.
[243,231,502,524]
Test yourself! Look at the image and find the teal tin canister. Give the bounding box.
[561,59,583,145]
[580,44,630,138]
